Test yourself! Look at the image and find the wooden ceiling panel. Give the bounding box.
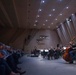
[0,0,76,29]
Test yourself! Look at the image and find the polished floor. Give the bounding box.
[18,55,76,75]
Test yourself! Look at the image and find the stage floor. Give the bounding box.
[18,55,76,75]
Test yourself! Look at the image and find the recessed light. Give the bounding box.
[35,20,38,22]
[42,37,45,39]
[41,0,45,3]
[66,7,69,9]
[66,18,68,20]
[37,15,40,17]
[49,14,52,16]
[52,9,55,11]
[56,26,58,28]
[40,37,42,38]
[34,24,36,26]
[38,9,42,11]
[72,14,74,15]
[46,20,48,22]
[43,24,45,26]
[55,19,57,20]
[66,18,69,22]
[60,14,62,16]
[69,19,72,21]
[51,23,53,25]
[59,0,62,1]
[60,23,63,24]
[48,26,50,28]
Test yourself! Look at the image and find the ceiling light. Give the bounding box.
[48,26,50,28]
[41,0,45,3]
[66,18,68,20]
[38,9,42,11]
[60,23,63,24]
[34,24,36,26]
[56,26,58,28]
[52,9,55,11]
[69,19,72,21]
[35,20,38,22]
[60,0,62,1]
[46,20,48,22]
[72,14,74,15]
[40,37,42,38]
[49,14,52,16]
[60,14,62,16]
[55,19,57,20]
[51,23,53,25]
[66,18,69,22]
[43,24,45,26]
[66,7,69,9]
[37,15,40,17]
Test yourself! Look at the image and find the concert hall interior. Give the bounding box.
[0,0,76,75]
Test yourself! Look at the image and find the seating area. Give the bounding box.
[0,42,26,75]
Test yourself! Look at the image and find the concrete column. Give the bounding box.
[60,23,70,44]
[57,26,66,45]
[69,19,76,36]
[66,18,76,39]
[71,14,76,32]
[65,20,72,39]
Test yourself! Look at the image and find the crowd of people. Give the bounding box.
[0,42,26,75]
[41,48,63,60]
[30,47,64,60]
[31,45,76,63]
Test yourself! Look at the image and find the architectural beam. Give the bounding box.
[12,0,20,27]
[0,1,13,27]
